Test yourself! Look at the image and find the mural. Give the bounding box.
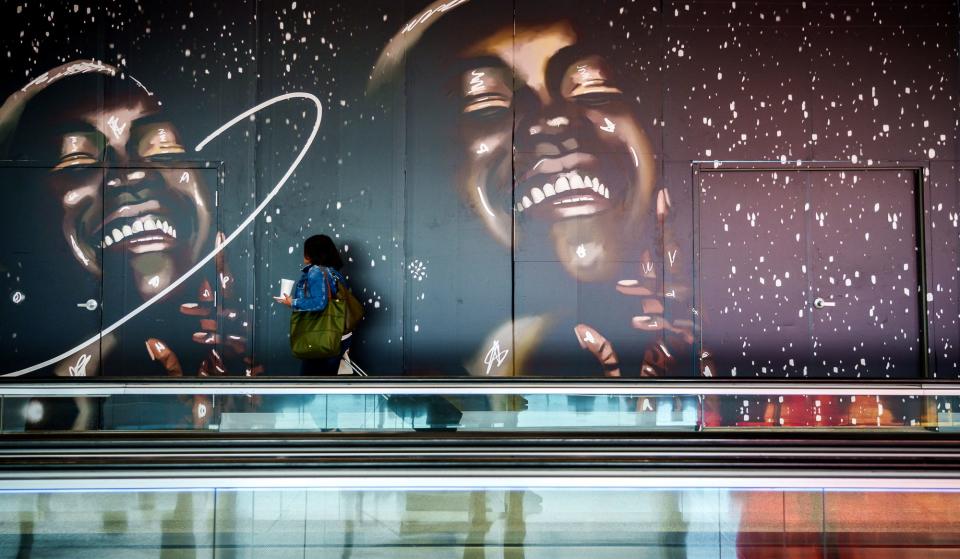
[381,0,700,377]
[0,0,957,386]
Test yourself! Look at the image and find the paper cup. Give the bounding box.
[279,278,295,297]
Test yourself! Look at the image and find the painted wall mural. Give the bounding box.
[0,0,957,383]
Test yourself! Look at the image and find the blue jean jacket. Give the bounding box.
[292,265,348,312]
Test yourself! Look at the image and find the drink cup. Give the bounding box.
[279,278,295,298]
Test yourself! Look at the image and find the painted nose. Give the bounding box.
[105,170,147,188]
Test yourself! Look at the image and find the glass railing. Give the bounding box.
[1,379,958,434]
[3,473,960,557]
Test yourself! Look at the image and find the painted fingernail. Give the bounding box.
[631,315,662,330]
[199,278,214,302]
[657,188,672,217]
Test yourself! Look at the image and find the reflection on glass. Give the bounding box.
[4,486,960,557]
[3,490,213,558]
[1,388,951,434]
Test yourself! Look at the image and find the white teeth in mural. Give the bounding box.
[98,215,179,248]
[514,170,610,213]
[553,195,596,205]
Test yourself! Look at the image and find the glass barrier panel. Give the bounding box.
[702,394,931,429]
[1,382,958,434]
[3,479,960,557]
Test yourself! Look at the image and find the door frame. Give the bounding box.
[691,161,930,378]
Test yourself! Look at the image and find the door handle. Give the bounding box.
[813,297,836,309]
[77,299,98,311]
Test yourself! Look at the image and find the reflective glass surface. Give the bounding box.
[0,381,956,433]
[2,481,960,558]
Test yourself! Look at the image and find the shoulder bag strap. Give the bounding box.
[302,265,312,298]
[322,267,333,301]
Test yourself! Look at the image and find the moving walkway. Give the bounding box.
[2,379,959,557]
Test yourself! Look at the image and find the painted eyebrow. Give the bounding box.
[452,55,511,80]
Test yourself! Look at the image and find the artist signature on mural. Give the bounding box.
[483,339,509,375]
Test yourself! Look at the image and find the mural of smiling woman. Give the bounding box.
[455,21,657,283]
[0,60,213,301]
[372,0,695,377]
[373,1,657,282]
[0,60,226,381]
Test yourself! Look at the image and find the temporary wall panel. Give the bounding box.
[0,0,957,379]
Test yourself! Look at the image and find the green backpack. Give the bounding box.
[289,269,363,359]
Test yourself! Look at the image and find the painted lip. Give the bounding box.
[521,152,599,183]
[93,200,166,236]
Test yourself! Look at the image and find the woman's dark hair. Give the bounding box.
[304,234,344,270]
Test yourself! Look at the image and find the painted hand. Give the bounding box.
[573,324,621,377]
[145,232,263,427]
[177,232,262,377]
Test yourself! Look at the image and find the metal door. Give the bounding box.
[0,165,104,377]
[697,167,924,378]
[806,169,922,377]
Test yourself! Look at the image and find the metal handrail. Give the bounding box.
[0,378,959,396]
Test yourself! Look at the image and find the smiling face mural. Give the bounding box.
[455,20,656,282]
[0,61,225,381]
[0,0,957,383]
[378,2,691,377]
[2,61,213,301]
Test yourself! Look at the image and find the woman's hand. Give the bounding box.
[274,294,293,307]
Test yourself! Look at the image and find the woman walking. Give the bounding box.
[277,235,353,375]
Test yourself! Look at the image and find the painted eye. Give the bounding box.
[144,148,187,163]
[138,124,187,159]
[52,153,98,171]
[463,96,511,120]
[142,143,187,160]
[571,91,622,107]
[465,105,510,120]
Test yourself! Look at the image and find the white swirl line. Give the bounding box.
[4,92,324,377]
